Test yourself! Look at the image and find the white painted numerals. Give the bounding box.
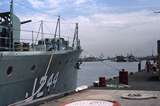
[29,72,60,99]
[52,72,59,88]
[47,73,54,88]
[36,75,47,97]
[46,72,59,91]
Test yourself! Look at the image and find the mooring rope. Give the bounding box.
[45,53,54,75]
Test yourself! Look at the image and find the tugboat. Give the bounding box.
[0,0,82,106]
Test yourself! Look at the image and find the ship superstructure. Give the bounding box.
[0,0,82,106]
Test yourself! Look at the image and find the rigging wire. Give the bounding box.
[22,21,74,38]
[12,28,73,39]
[1,1,76,28]
[43,22,54,36]
[34,22,42,44]
[42,20,75,25]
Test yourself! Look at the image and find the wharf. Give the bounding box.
[106,71,160,91]
[40,89,160,106]
[13,71,160,106]
[38,71,160,106]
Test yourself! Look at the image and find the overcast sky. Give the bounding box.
[1,0,160,57]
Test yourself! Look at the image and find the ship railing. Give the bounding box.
[0,36,33,51]
[0,30,75,51]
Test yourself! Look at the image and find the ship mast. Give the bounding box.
[41,20,46,50]
[72,23,80,49]
[9,0,14,51]
[54,16,61,50]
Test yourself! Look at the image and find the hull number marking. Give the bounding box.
[26,72,59,101]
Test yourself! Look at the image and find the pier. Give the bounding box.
[40,90,160,106]
[11,70,160,106]
[39,71,160,106]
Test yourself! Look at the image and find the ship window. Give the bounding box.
[31,64,36,71]
[6,66,13,77]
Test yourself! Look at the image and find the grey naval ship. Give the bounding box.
[0,0,82,106]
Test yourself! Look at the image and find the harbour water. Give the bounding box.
[77,61,146,86]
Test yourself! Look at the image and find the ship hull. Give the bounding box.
[0,50,81,106]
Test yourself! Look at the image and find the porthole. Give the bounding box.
[31,64,36,71]
[6,66,13,77]
[59,61,62,65]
